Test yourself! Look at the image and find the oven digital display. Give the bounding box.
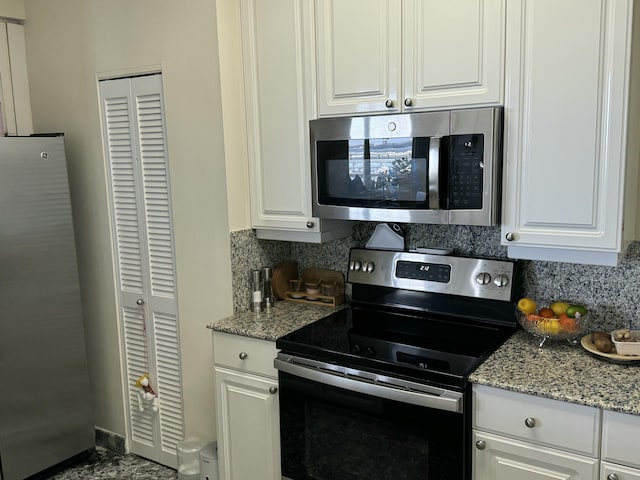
[396,261,451,283]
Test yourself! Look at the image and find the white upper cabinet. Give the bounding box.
[236,0,350,242]
[0,22,33,136]
[501,0,640,266]
[315,0,505,117]
[315,0,401,116]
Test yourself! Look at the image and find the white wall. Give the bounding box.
[0,0,25,20]
[23,0,233,442]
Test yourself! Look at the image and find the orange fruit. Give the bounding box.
[538,308,555,318]
[559,317,578,334]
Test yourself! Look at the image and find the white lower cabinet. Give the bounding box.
[602,463,640,480]
[473,430,599,480]
[601,410,640,480]
[473,385,600,480]
[213,332,280,480]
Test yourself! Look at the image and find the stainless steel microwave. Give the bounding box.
[310,107,503,226]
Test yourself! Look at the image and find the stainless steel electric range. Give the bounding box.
[275,248,520,480]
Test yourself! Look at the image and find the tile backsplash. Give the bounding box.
[230,224,640,331]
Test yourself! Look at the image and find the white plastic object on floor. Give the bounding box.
[198,442,218,480]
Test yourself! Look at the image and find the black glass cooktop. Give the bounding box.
[276,306,516,390]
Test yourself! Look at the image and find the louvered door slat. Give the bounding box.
[153,312,183,454]
[104,94,144,294]
[101,74,182,468]
[134,90,177,300]
[123,307,154,445]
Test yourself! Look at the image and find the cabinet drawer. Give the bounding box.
[213,331,278,378]
[602,410,640,469]
[473,385,600,456]
[602,461,640,480]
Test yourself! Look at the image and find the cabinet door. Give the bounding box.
[402,0,504,110]
[473,431,599,480]
[602,462,640,480]
[241,0,319,233]
[0,22,33,136]
[214,366,280,480]
[316,0,402,116]
[501,0,634,265]
[602,410,640,469]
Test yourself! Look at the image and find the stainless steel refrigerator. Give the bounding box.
[0,135,94,480]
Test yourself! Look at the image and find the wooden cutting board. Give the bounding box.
[272,261,298,300]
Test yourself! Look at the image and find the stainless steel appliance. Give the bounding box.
[0,135,94,480]
[275,248,519,480]
[310,107,503,226]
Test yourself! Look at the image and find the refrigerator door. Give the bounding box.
[0,136,94,480]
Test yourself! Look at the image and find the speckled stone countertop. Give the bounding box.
[208,300,343,341]
[470,330,640,415]
[210,303,640,416]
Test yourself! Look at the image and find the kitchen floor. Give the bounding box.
[45,447,177,480]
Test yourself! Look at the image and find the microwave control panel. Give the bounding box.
[449,134,484,210]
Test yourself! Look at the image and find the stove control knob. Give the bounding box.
[354,261,362,272]
[352,344,362,354]
[494,274,510,288]
[476,272,492,285]
[366,346,376,357]
[349,260,356,271]
[365,261,375,273]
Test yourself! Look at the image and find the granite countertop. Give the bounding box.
[208,300,344,342]
[470,330,640,415]
[210,303,640,416]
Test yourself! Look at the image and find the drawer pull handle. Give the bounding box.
[239,352,248,360]
[269,386,278,395]
[525,417,536,428]
[607,474,619,480]
[475,440,486,450]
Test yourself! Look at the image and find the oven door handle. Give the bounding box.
[274,356,463,413]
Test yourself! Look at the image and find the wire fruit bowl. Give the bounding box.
[517,310,587,348]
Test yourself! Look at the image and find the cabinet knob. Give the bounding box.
[239,352,248,360]
[385,99,395,108]
[136,298,145,305]
[475,440,486,450]
[505,232,516,242]
[404,97,414,107]
[269,386,278,395]
[525,417,536,428]
[306,221,314,229]
[607,474,619,480]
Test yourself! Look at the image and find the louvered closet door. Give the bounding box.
[100,74,183,468]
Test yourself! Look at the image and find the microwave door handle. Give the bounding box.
[428,136,441,209]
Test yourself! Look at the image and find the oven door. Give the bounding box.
[275,354,470,480]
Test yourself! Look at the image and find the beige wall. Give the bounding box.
[23,0,233,442]
[0,0,25,20]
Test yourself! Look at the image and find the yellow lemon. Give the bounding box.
[517,297,537,314]
[550,301,570,316]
